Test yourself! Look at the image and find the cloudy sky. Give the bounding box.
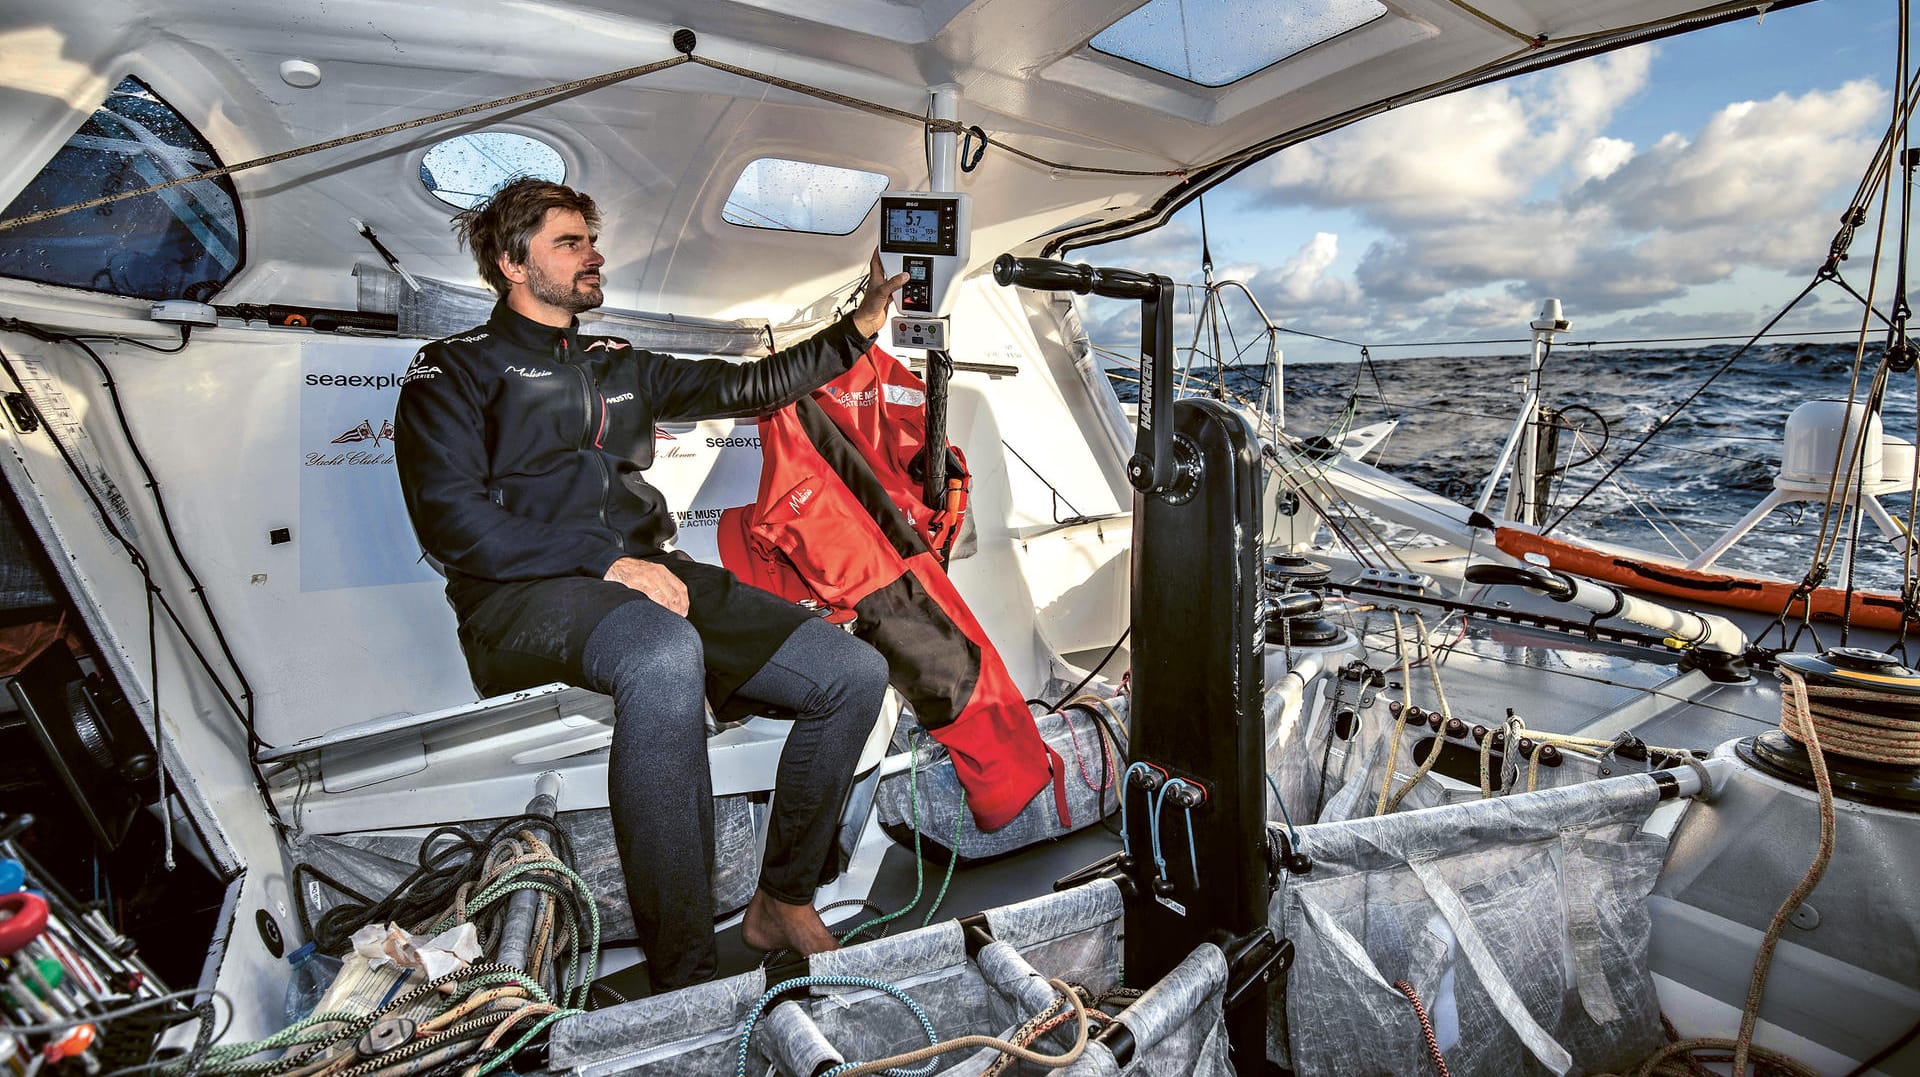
[1076,0,1896,364]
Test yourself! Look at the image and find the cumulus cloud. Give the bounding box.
[1079,55,1885,363]
[1275,232,1334,298]
[1573,137,1635,184]
[1219,57,1888,347]
[1592,82,1880,232]
[1260,51,1653,221]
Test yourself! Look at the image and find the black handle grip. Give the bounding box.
[994,254,1094,293]
[997,252,1175,492]
[1085,265,1160,300]
[993,254,1163,301]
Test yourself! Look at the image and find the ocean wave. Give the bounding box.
[1112,344,1916,590]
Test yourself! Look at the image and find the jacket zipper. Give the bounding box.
[561,339,622,553]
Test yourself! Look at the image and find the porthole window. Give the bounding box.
[418,132,567,210]
[722,158,888,236]
[0,76,243,301]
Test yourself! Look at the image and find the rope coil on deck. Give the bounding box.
[178,822,597,1077]
[1778,681,1920,766]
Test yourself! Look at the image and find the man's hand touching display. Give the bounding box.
[604,557,690,615]
[851,250,913,339]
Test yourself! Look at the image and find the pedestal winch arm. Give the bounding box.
[993,255,1175,492]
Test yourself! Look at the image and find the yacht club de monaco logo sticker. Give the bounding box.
[654,426,696,461]
[308,418,396,467]
[333,419,394,446]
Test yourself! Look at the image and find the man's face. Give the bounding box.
[512,207,604,314]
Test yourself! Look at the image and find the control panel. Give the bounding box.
[877,191,970,351]
[900,255,936,312]
[890,316,947,350]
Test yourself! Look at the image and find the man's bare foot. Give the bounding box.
[741,888,840,956]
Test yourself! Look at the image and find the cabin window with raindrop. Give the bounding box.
[418,132,567,210]
[722,158,889,235]
[0,77,243,301]
[1091,0,1388,86]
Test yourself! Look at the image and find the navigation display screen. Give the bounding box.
[887,208,939,246]
[879,196,958,255]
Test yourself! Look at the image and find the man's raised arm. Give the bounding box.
[645,253,912,421]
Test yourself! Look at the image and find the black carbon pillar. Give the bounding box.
[1126,397,1268,1060]
[993,256,1273,1061]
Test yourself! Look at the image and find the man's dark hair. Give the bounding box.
[452,178,601,297]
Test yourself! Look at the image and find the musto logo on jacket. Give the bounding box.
[720,346,1057,832]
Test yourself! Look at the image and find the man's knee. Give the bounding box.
[585,601,705,698]
[814,628,888,711]
[621,617,704,692]
[842,636,890,698]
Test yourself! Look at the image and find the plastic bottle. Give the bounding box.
[283,942,342,1024]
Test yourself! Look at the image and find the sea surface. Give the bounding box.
[1120,341,1920,591]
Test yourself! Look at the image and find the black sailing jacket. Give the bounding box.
[395,300,872,593]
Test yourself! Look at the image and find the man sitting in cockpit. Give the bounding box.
[394,177,910,990]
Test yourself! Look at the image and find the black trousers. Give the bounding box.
[453,562,889,989]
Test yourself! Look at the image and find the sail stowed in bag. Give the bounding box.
[546,882,1233,1077]
[1272,772,1674,1076]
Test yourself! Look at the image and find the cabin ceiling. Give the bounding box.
[0,0,1779,322]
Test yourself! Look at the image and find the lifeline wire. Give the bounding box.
[1546,45,1920,547]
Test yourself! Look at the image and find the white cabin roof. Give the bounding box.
[0,0,1794,319]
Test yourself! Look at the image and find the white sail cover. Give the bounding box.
[549,881,1231,1076]
[1269,773,1672,1076]
[878,702,1125,861]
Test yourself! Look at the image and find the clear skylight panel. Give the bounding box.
[1091,0,1388,86]
[722,158,888,235]
[419,132,567,210]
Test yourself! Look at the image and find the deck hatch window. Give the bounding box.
[722,158,888,235]
[0,77,243,301]
[419,132,567,210]
[1091,0,1388,86]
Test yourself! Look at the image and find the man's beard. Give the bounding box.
[526,260,604,313]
